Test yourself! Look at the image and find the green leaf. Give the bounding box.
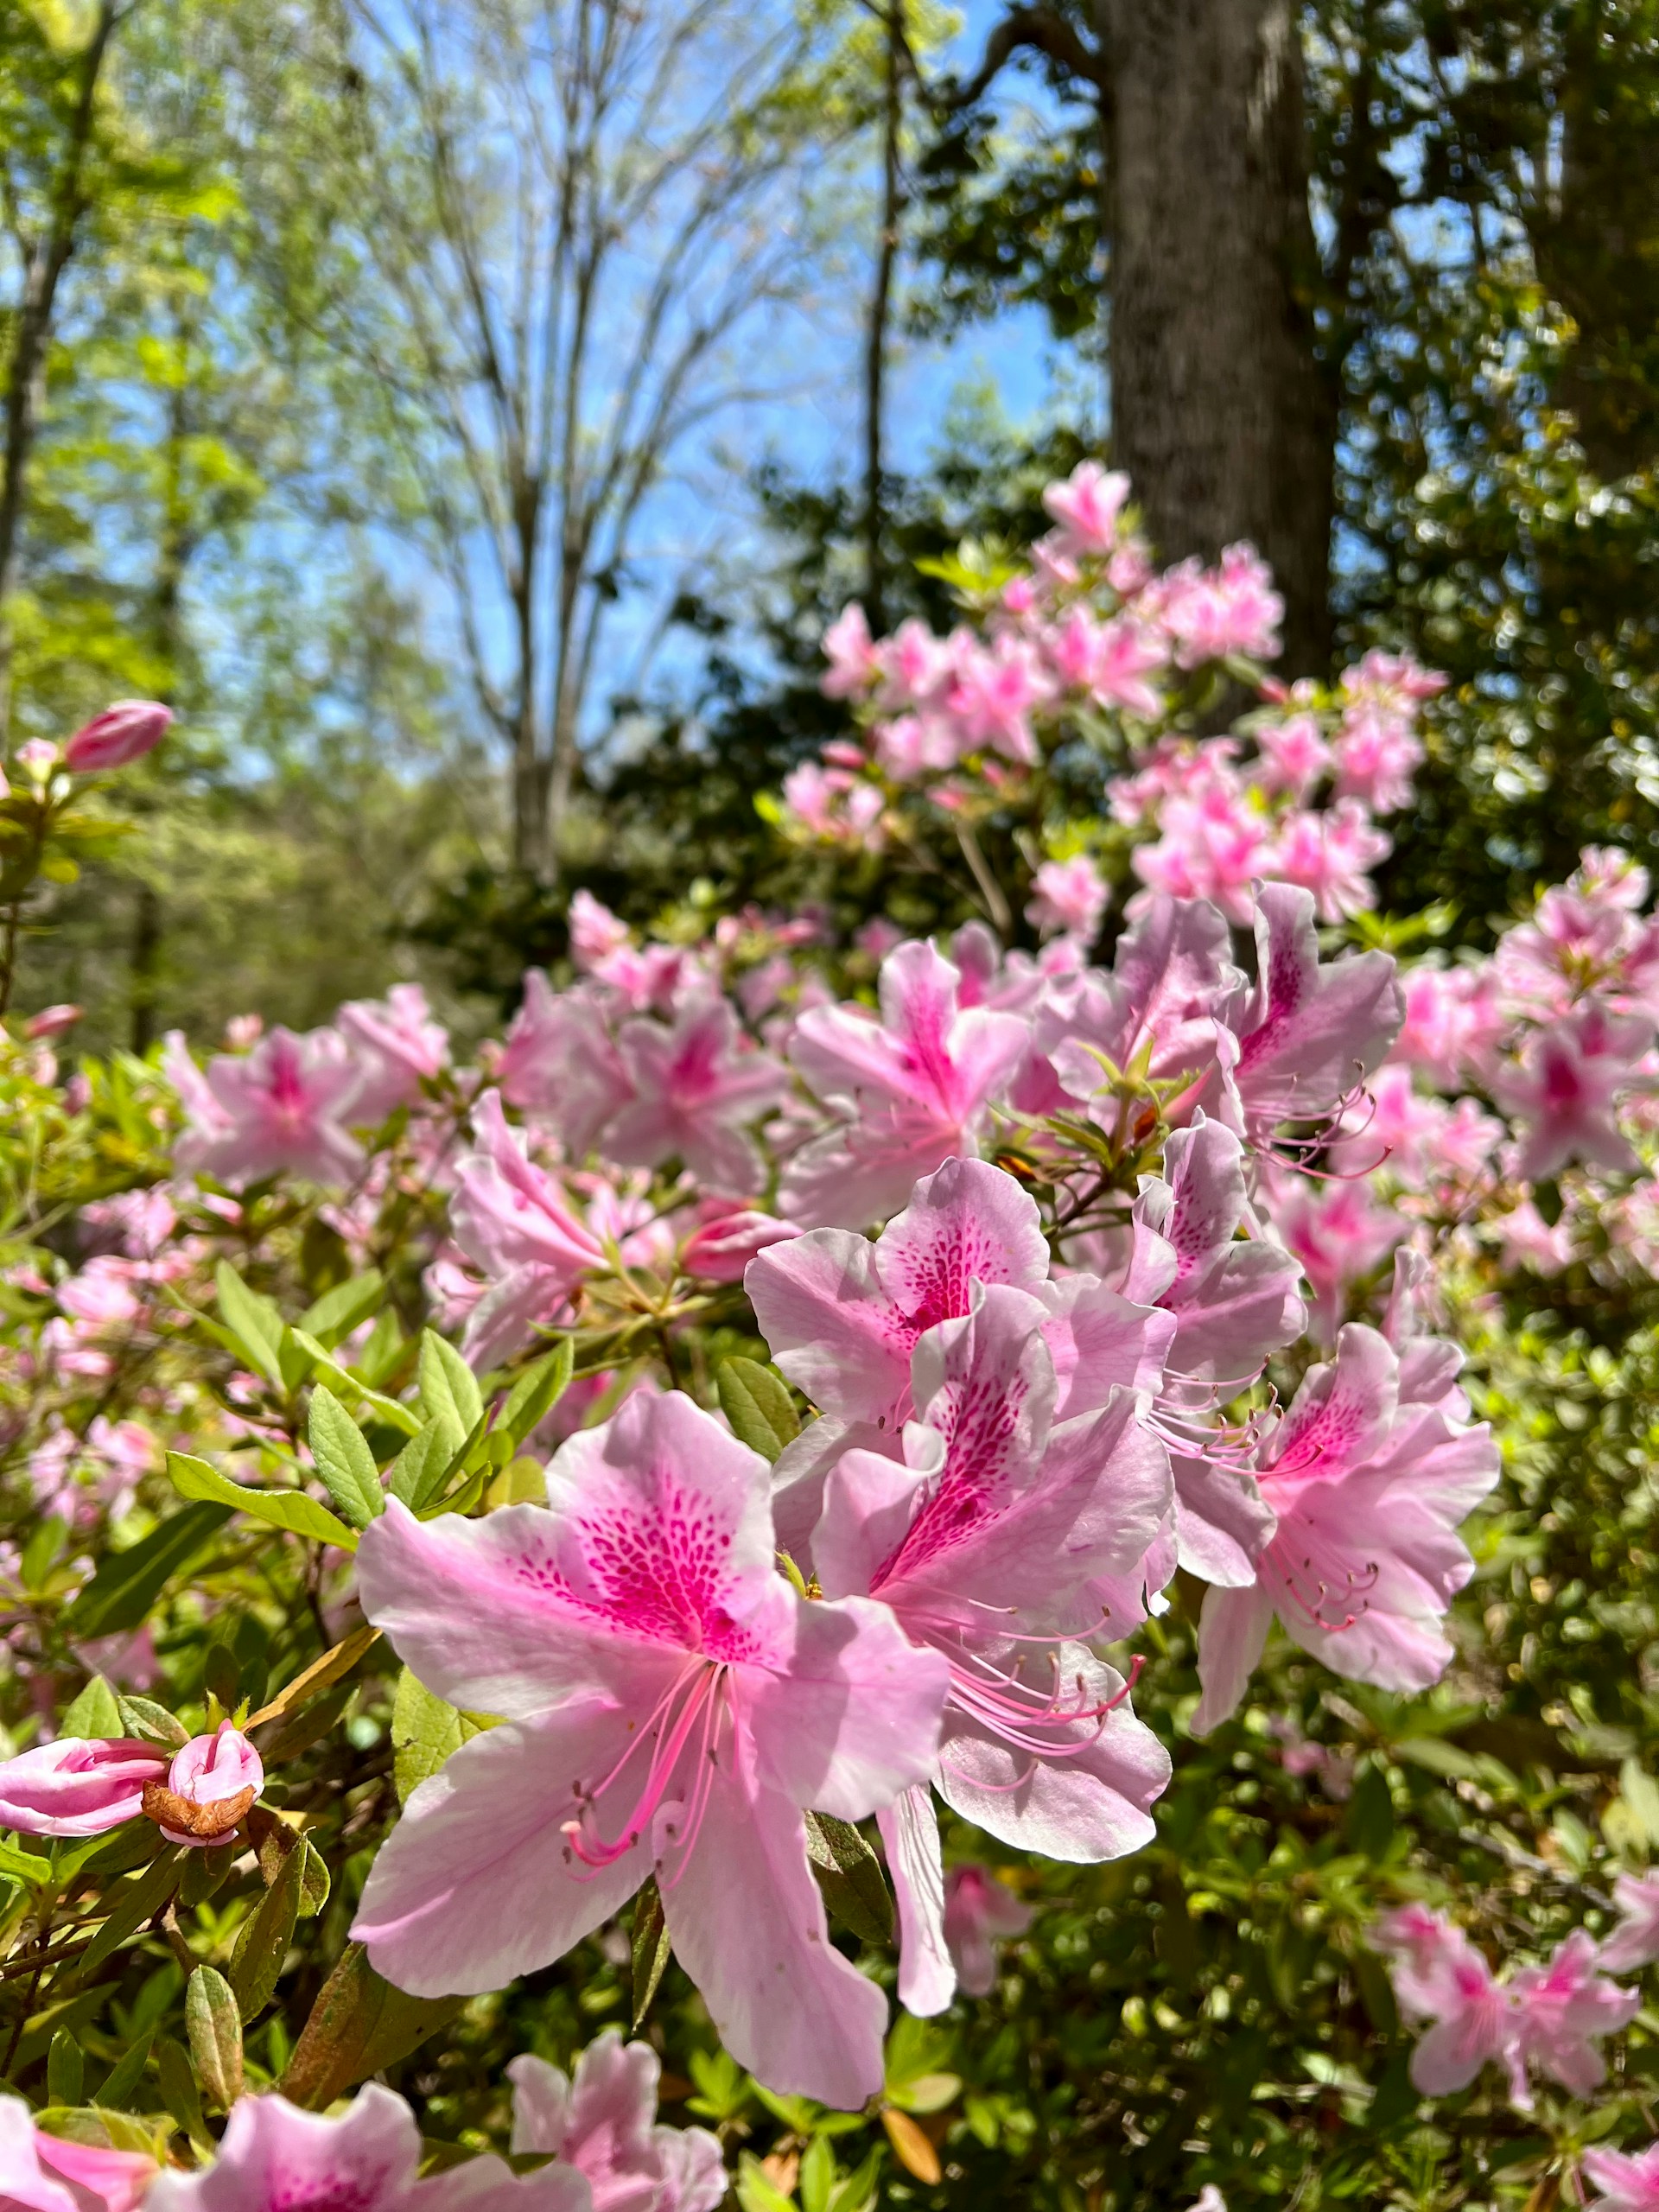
[20,1516,68,1592]
[299,1269,385,1350]
[60,1675,124,1738]
[802,1811,893,1947]
[499,1340,574,1444]
[419,1330,484,1433]
[215,1262,285,1385]
[154,2035,212,2151]
[280,1942,465,2110]
[76,1850,186,1980]
[391,1669,487,1803]
[186,1965,244,2108]
[230,1831,304,2020]
[116,1697,189,1750]
[736,2152,798,2212]
[631,1879,672,2029]
[91,2031,153,2113]
[716,1357,800,1463]
[307,1387,385,1529]
[63,1505,232,1641]
[386,1414,464,1512]
[167,1452,357,1553]
[0,1836,52,1886]
[1621,1757,1659,1850]
[48,2028,83,2107]
[287,1332,422,1435]
[1344,1762,1396,1861]
[297,1837,331,1917]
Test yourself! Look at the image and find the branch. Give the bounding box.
[948,3,1105,108]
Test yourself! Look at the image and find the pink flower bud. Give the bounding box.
[25,1003,81,1040]
[680,1202,801,1283]
[152,1719,264,1846]
[0,1737,167,1838]
[16,739,59,786]
[63,700,174,774]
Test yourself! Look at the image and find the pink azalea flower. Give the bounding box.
[499,976,635,1156]
[143,2083,577,2212]
[1489,1198,1576,1275]
[1269,800,1390,923]
[601,998,790,1194]
[755,1155,1173,1577]
[448,1093,607,1366]
[508,2031,726,2212]
[946,638,1054,765]
[569,890,633,969]
[1026,855,1110,944]
[1332,701,1423,814]
[1194,1324,1499,1730]
[0,1737,168,1836]
[1495,1007,1646,1179]
[781,941,1030,1228]
[1128,1117,1303,1583]
[875,619,950,711]
[1154,546,1282,666]
[1508,1929,1640,2102]
[337,984,449,1120]
[1129,777,1274,925]
[174,1026,365,1188]
[1254,713,1331,800]
[1598,1870,1659,1974]
[62,700,173,774]
[941,1864,1033,1995]
[1043,893,1237,1120]
[0,2094,156,2212]
[781,764,886,850]
[805,1284,1172,2012]
[1390,963,1485,1084]
[1370,1906,1516,2097]
[1087,617,1166,718]
[820,602,880,698]
[874,714,958,779]
[1226,883,1403,1139]
[1041,461,1130,556]
[351,1391,948,2107]
[1585,2143,1659,2212]
[24,1003,81,1040]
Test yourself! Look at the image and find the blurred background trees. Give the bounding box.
[3,0,1657,1040]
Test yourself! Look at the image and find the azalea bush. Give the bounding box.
[3,478,1659,2212]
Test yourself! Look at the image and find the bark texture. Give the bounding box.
[1103,0,1333,669]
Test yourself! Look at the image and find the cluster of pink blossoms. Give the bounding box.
[0,2028,722,2212]
[12,509,1659,2185]
[783,461,1441,937]
[1370,1892,1659,2109]
[122,870,1518,2108]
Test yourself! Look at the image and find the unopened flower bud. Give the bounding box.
[63,701,173,774]
[143,1719,264,1847]
[680,1202,801,1283]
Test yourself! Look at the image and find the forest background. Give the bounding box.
[9,0,1659,1044]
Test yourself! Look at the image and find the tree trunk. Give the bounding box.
[0,1,120,748]
[1534,1,1659,480]
[862,0,905,632]
[1103,0,1333,671]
